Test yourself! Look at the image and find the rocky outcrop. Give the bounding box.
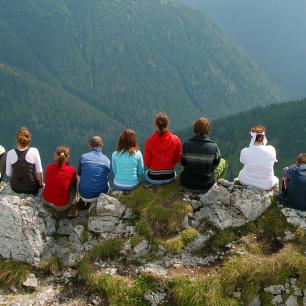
[188,180,273,230]
[0,184,56,266]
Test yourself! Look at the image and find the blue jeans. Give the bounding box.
[144,170,176,185]
[113,183,138,191]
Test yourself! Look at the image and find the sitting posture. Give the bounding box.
[6,127,43,194]
[43,147,77,212]
[181,117,226,190]
[112,129,144,191]
[144,112,181,185]
[238,125,278,190]
[78,136,111,202]
[279,153,306,211]
[0,145,6,182]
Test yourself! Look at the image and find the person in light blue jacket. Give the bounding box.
[112,129,144,191]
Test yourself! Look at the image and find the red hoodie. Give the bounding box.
[144,131,182,170]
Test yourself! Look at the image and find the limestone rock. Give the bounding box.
[264,285,285,295]
[96,194,126,218]
[23,273,38,288]
[0,184,56,266]
[193,183,272,230]
[144,289,166,306]
[281,208,306,229]
[285,295,298,306]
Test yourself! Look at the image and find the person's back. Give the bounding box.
[112,129,144,190]
[238,125,278,190]
[279,154,306,211]
[181,118,224,190]
[78,136,110,199]
[144,112,181,184]
[43,147,76,210]
[6,127,43,194]
[0,145,6,182]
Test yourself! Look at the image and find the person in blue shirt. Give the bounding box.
[77,136,111,201]
[279,153,306,211]
[112,129,144,191]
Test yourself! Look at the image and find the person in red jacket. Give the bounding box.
[144,112,181,184]
[43,146,77,212]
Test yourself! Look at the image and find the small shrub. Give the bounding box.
[181,227,197,245]
[209,229,235,250]
[0,259,32,288]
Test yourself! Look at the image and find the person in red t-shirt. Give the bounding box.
[144,112,182,185]
[43,146,77,212]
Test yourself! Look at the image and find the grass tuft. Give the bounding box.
[89,239,124,260]
[0,259,32,288]
[163,236,184,254]
[39,255,63,275]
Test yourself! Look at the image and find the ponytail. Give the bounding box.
[155,112,169,136]
[55,146,70,168]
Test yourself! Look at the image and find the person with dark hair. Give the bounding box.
[144,112,181,184]
[112,129,144,190]
[180,117,227,190]
[42,147,77,212]
[6,127,43,194]
[279,153,306,211]
[238,125,278,190]
[0,145,6,182]
[77,136,111,202]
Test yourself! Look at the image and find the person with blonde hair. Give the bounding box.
[6,127,43,194]
[112,129,144,190]
[43,146,77,212]
[238,125,278,190]
[144,112,181,184]
[0,145,6,182]
[279,153,306,211]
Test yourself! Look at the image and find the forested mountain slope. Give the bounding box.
[180,0,306,98]
[0,0,285,165]
[179,98,306,179]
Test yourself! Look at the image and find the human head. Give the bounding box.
[16,127,32,148]
[297,153,306,165]
[155,112,169,136]
[117,129,138,154]
[193,117,211,137]
[251,125,266,144]
[54,146,70,168]
[89,136,103,149]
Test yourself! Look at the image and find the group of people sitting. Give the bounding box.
[0,112,305,214]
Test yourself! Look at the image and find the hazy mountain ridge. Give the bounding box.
[0,0,286,164]
[180,0,306,98]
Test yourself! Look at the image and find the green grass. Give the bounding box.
[163,236,184,254]
[39,255,63,276]
[208,229,235,251]
[0,259,32,288]
[89,239,125,261]
[130,235,145,249]
[117,181,192,240]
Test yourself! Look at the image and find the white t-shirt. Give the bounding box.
[6,147,43,177]
[238,145,279,190]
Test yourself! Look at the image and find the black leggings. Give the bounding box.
[0,152,6,182]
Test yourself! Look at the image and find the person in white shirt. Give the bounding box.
[0,145,6,182]
[6,127,43,194]
[238,125,279,190]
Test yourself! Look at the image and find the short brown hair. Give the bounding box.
[16,127,32,147]
[155,112,169,136]
[116,129,138,154]
[89,136,103,148]
[55,146,70,168]
[297,153,306,165]
[193,117,211,137]
[251,125,266,143]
